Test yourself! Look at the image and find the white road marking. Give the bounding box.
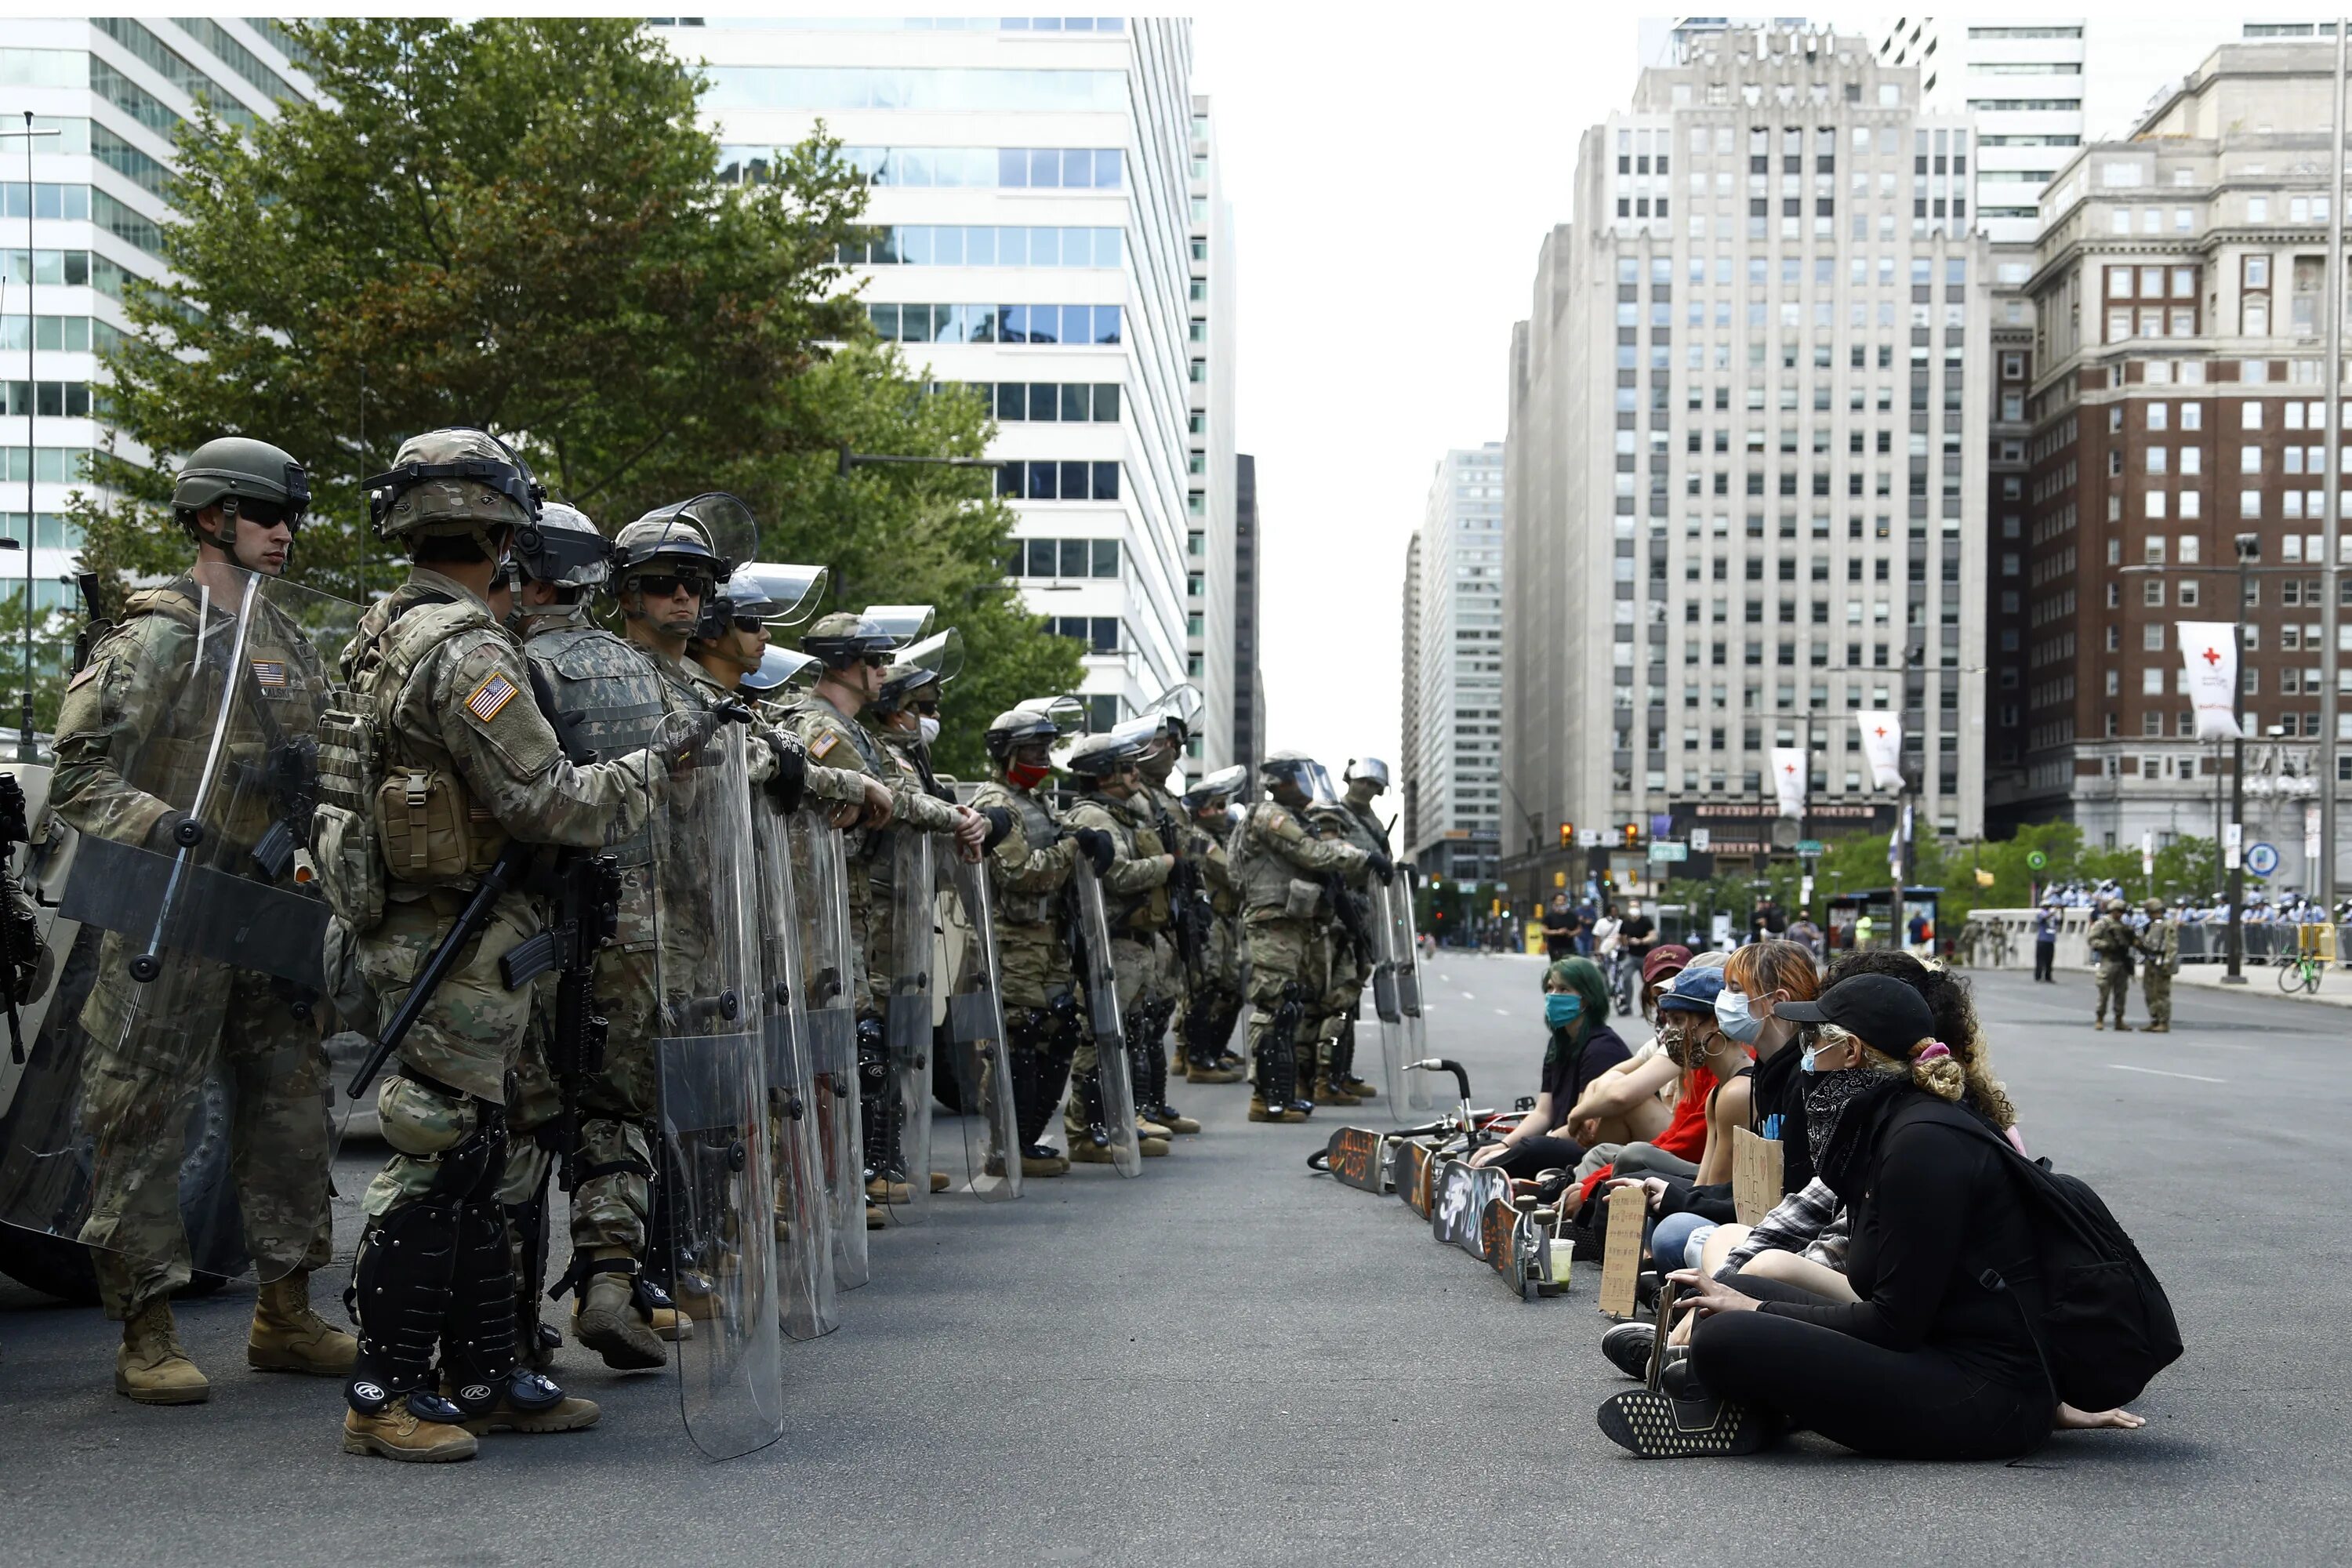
[1493,1007,1509,1016]
[2108,1064,2225,1084]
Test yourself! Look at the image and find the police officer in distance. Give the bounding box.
[1174,766,1248,1084]
[51,435,353,1405]
[336,429,695,1462]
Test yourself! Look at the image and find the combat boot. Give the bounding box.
[115,1298,209,1405]
[1020,1144,1071,1177]
[1149,1104,1203,1134]
[570,1250,666,1371]
[1138,1132,1172,1157]
[1189,1056,1243,1085]
[443,1370,601,1436]
[1319,1076,1363,1107]
[1136,1110,1174,1141]
[866,1174,913,1204]
[342,1403,477,1463]
[929,1171,951,1194]
[1247,1095,1303,1123]
[247,1269,359,1376]
[866,1203,888,1229]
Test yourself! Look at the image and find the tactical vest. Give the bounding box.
[525,622,666,869]
[1235,799,1326,920]
[1078,793,1169,935]
[972,778,1066,925]
[345,590,512,887]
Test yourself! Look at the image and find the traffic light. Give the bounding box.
[1621,822,1642,849]
[1559,821,1574,849]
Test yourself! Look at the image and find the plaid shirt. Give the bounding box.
[1720,1178,1849,1274]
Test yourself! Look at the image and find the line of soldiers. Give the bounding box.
[0,427,1407,1465]
[2086,897,2178,1033]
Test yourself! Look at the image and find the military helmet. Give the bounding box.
[2105,898,2129,913]
[1148,681,1205,741]
[800,610,900,667]
[510,501,611,591]
[695,563,828,643]
[873,626,964,713]
[172,435,310,532]
[366,427,543,543]
[1183,762,1249,811]
[612,509,728,588]
[2144,898,2165,915]
[1065,714,1160,780]
[1345,756,1392,789]
[985,702,1063,762]
[1261,750,1319,791]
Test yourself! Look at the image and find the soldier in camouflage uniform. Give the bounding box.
[1131,713,1214,1127]
[49,436,354,1405]
[2137,897,2177,1033]
[786,612,985,1215]
[335,430,694,1463]
[1305,757,1396,1105]
[1232,753,1374,1123]
[492,503,683,1373]
[1174,766,1247,1084]
[969,705,1081,1175]
[1061,727,1176,1157]
[2088,898,2136,1032]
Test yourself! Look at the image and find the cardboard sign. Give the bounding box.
[1732,1125,1784,1227]
[1597,1183,1648,1320]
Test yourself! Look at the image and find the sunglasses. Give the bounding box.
[859,653,889,669]
[230,497,303,530]
[731,615,767,634]
[634,573,709,600]
[913,699,940,717]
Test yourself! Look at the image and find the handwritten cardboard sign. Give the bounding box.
[1597,1182,1648,1319]
[1732,1125,1783,1227]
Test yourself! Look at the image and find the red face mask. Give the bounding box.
[1007,760,1052,790]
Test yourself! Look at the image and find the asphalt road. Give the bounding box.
[1,954,2343,1566]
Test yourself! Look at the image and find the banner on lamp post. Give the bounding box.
[1853,710,1904,790]
[1769,747,1806,819]
[2175,621,2242,741]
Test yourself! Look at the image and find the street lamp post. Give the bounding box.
[2,114,60,760]
[2320,18,2348,909]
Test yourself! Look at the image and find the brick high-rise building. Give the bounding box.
[2018,40,2347,884]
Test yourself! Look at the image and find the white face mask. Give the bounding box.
[918,715,942,746]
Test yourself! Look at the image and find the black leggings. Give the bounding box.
[1688,1274,2052,1461]
[1485,1134,1584,1180]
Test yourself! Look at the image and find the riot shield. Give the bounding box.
[791,805,866,1290]
[652,723,783,1459]
[1071,862,1141,1176]
[880,829,937,1221]
[1383,873,1440,1114]
[939,853,1019,1200]
[1370,876,1409,1118]
[751,800,834,1339]
[0,567,360,1292]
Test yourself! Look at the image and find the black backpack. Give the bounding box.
[1893,1102,2183,1411]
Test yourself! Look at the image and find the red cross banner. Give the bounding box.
[1769,746,1806,818]
[1853,710,1903,790]
[2174,619,2241,742]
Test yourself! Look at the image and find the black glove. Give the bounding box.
[1074,827,1115,877]
[978,805,1012,852]
[763,728,807,814]
[1367,848,1395,885]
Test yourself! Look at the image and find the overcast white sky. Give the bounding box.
[1193,6,1645,804]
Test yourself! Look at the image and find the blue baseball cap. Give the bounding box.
[1656,967,1725,1014]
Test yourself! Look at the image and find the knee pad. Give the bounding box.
[376,1073,480,1161]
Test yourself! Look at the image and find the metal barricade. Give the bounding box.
[2178,924,2211,964]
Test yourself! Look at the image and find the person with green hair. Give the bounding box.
[1468,956,1632,1179]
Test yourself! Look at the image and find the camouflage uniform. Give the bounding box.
[1176,805,1245,1076]
[2087,910,2136,1029]
[51,575,338,1319]
[2138,908,2177,1031]
[969,765,1082,1151]
[1305,796,1388,1100]
[1233,795,1369,1116]
[1063,786,1173,1139]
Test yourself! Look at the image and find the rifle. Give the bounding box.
[248,733,319,884]
[0,775,34,1063]
[1156,805,1211,982]
[1325,872,1376,973]
[344,837,534,1101]
[501,850,621,1192]
[69,570,112,678]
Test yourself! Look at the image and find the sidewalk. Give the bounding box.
[2170,959,2352,1007]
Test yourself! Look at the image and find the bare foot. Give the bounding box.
[2057,1402,2145,1431]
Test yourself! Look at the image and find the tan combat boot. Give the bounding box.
[866,1174,913,1204]
[1018,1148,1071,1177]
[342,1403,477,1463]
[570,1250,666,1371]
[1138,1133,1171,1157]
[457,1387,601,1437]
[1247,1096,1301,1124]
[866,1203,888,1229]
[1319,1077,1364,1108]
[928,1171,951,1193]
[116,1298,209,1405]
[1151,1106,1203,1134]
[248,1270,359,1376]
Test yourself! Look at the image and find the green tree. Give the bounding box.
[71,16,1076,763]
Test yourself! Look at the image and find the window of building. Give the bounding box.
[993,461,1122,502]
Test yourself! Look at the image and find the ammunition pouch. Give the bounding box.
[376,766,510,887]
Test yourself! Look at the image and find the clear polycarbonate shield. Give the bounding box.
[727,563,829,629]
[1072,861,1141,1176]
[1369,873,1410,1119]
[652,724,783,1459]
[861,604,936,647]
[1383,873,1440,1114]
[887,626,964,691]
[881,829,938,1221]
[1302,760,1340,810]
[789,805,866,1290]
[940,853,1019,1200]
[634,491,760,572]
[0,567,360,1288]
[750,800,834,1339]
[1147,681,1205,734]
[741,646,821,698]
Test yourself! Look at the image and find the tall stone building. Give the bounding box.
[1503,25,1991,896]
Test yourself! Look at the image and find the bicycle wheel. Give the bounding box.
[2278,958,2302,993]
[2305,962,2325,995]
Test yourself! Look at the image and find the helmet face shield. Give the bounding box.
[1345,756,1392,789]
[741,644,822,695]
[511,503,612,591]
[725,563,828,628]
[1148,681,1206,736]
[616,492,753,583]
[859,604,937,646]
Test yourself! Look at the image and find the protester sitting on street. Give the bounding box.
[1598,974,2071,1460]
[1575,967,1741,1185]
[1557,946,1693,1150]
[1468,958,1631,1178]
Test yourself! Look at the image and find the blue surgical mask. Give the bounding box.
[1800,1042,1822,1073]
[1715,986,1763,1045]
[1544,993,1582,1029]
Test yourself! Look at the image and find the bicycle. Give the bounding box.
[2276,949,2325,995]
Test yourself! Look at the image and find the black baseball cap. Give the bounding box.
[1773,974,1936,1057]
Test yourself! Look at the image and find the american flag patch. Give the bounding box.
[250,659,288,688]
[464,671,520,724]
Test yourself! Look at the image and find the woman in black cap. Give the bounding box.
[1596,972,2131,1461]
